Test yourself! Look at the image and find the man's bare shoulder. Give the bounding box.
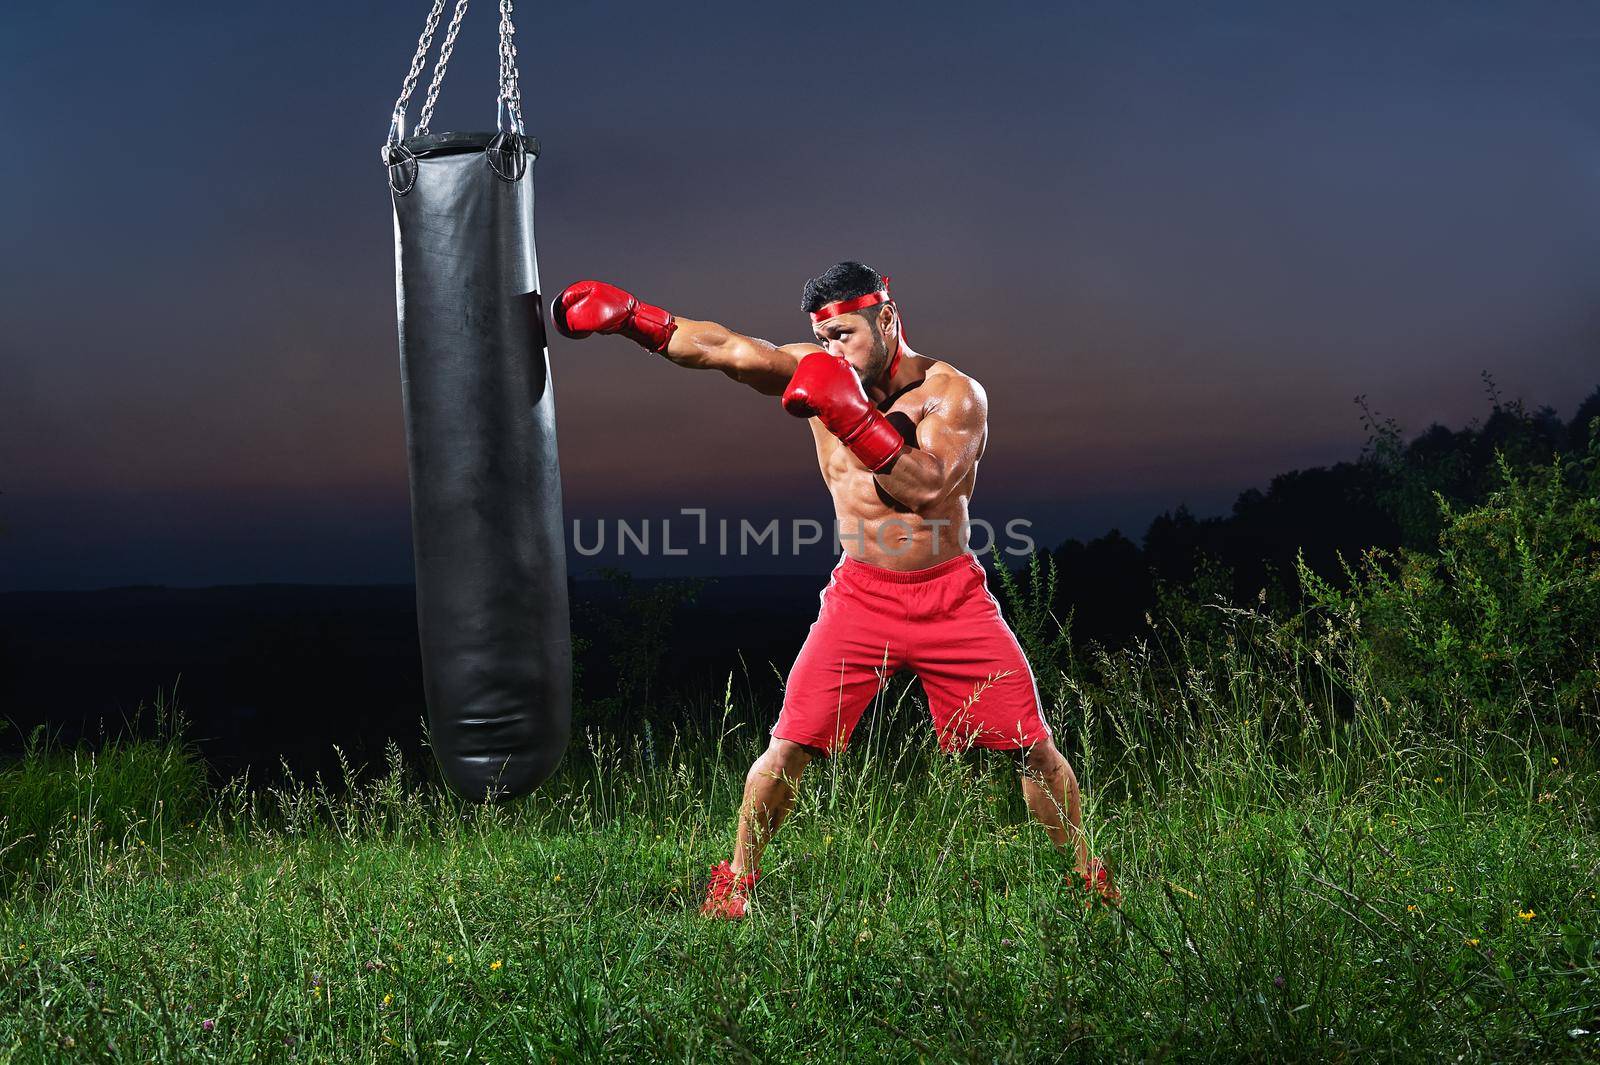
[916,358,987,414]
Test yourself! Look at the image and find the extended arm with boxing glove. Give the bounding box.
[782,351,904,472]
[551,279,803,396]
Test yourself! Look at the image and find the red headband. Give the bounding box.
[809,288,892,323]
[808,276,906,387]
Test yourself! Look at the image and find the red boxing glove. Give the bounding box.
[783,352,904,472]
[552,280,677,354]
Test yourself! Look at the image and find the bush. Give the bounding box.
[0,689,206,890]
[1300,422,1600,736]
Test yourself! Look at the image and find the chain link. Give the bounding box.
[498,0,524,134]
[417,0,472,136]
[391,0,450,135]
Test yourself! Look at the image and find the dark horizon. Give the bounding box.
[5,2,1600,590]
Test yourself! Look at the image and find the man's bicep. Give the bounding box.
[915,383,987,484]
[727,340,819,396]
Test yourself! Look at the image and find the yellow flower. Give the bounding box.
[1406,904,1418,913]
[490,960,502,971]
[1433,777,1443,784]
[383,993,392,1006]
[553,874,562,882]
[1517,909,1536,921]
[446,954,455,964]
[823,835,834,846]
[1465,938,1479,947]
[1446,886,1455,893]
[1550,757,1559,766]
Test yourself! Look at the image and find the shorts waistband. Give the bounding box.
[838,551,978,584]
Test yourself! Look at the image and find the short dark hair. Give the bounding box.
[801,261,886,316]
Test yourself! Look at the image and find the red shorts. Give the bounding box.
[772,552,1052,754]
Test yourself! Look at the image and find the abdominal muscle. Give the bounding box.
[822,452,979,571]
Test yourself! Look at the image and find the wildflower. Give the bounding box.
[382,993,393,1007]
[553,874,562,882]
[1273,975,1285,989]
[1406,904,1418,913]
[202,1019,215,1032]
[1446,886,1455,893]
[490,960,502,971]
[446,954,455,965]
[1465,938,1480,947]
[1433,777,1443,784]
[1518,909,1536,921]
[823,834,834,847]
[1551,756,1559,766]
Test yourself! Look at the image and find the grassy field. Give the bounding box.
[2,597,1597,1064]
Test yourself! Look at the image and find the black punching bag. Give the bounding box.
[383,0,570,800]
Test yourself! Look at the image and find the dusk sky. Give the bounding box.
[3,1,1598,588]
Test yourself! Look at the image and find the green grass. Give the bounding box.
[2,618,1597,1062]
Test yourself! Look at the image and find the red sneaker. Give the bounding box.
[699,860,759,919]
[1076,857,1121,906]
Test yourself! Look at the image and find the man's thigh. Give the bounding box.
[772,622,898,756]
[911,607,1052,753]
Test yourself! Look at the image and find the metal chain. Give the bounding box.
[389,0,525,143]
[391,0,450,136]
[497,0,524,134]
[416,0,472,136]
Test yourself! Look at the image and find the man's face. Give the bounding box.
[813,305,893,384]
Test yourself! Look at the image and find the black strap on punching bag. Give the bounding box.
[382,0,570,801]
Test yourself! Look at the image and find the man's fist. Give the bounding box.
[552,280,677,354]
[783,351,904,472]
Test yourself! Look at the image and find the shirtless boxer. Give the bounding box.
[551,261,1117,919]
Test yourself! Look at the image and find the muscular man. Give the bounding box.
[552,261,1118,919]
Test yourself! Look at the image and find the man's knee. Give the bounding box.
[752,736,819,784]
[1010,739,1073,782]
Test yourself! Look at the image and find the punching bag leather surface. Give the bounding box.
[389,130,571,800]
